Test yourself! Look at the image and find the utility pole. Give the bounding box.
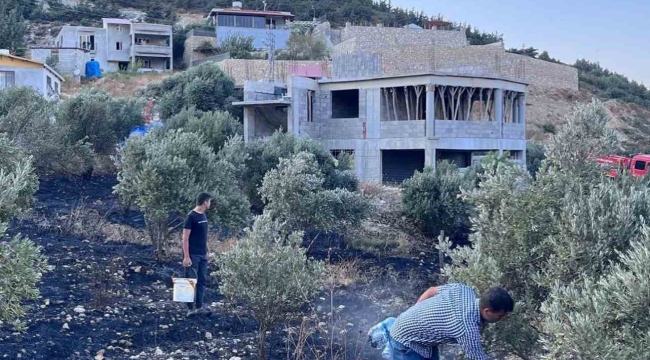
[264,31,276,83]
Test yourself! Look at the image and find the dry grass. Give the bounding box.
[102,223,148,245]
[62,72,173,98]
[324,259,366,288]
[48,203,109,239]
[346,184,425,257]
[208,235,238,255]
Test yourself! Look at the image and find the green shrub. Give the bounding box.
[217,214,324,360]
[146,63,237,119]
[0,87,95,176]
[164,107,242,153]
[259,152,369,236]
[216,34,255,59]
[244,131,358,212]
[114,130,249,261]
[0,138,47,330]
[401,161,472,243]
[437,101,650,359]
[56,89,144,155]
[540,228,650,360]
[526,141,545,178]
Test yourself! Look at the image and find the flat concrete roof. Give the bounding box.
[232,99,291,107]
[318,72,529,86]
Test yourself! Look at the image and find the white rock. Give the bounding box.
[229,357,242,360]
[205,332,213,340]
[155,348,164,355]
[73,306,85,314]
[62,323,70,330]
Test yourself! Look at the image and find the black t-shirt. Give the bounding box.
[184,210,208,256]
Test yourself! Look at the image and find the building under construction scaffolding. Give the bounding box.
[236,71,527,184]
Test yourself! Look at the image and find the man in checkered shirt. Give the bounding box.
[386,283,514,360]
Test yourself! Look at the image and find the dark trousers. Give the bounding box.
[185,254,208,310]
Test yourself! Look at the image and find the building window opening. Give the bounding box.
[381,150,425,184]
[381,86,426,121]
[307,90,315,122]
[503,91,521,123]
[433,86,497,121]
[79,35,95,51]
[116,42,123,50]
[332,89,359,119]
[0,71,16,90]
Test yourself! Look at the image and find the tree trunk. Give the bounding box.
[466,88,476,120]
[259,324,267,360]
[391,88,398,121]
[414,85,423,120]
[405,86,411,120]
[438,86,447,120]
[382,88,390,121]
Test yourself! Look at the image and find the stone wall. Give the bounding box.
[183,34,218,68]
[502,53,579,90]
[331,43,579,90]
[217,59,332,85]
[340,25,468,48]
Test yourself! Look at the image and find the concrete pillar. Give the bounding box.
[425,147,437,170]
[518,94,526,125]
[366,89,381,139]
[243,107,254,142]
[426,85,435,138]
[494,88,504,155]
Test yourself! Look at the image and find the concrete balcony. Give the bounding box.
[133,45,172,57]
[132,23,172,35]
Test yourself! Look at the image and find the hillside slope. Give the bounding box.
[527,86,650,152]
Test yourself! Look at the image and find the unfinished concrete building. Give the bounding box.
[236,72,526,184]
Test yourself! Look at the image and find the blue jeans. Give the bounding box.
[184,254,208,310]
[387,337,438,360]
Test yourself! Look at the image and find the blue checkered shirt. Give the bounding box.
[389,283,488,360]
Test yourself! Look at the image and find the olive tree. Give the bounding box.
[259,151,370,237]
[164,107,242,154]
[217,214,324,360]
[114,130,249,261]
[244,131,359,212]
[540,227,650,360]
[402,161,473,243]
[0,87,94,176]
[0,137,47,329]
[437,100,650,359]
[57,88,144,155]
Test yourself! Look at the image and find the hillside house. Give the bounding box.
[50,18,173,74]
[207,2,295,50]
[0,50,64,98]
[237,72,527,184]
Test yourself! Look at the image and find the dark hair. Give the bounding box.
[196,192,212,206]
[479,287,514,313]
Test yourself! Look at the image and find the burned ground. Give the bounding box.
[0,176,450,360]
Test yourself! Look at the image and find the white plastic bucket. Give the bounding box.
[172,278,197,303]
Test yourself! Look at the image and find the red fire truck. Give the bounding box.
[596,154,650,178]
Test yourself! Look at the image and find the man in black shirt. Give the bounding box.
[182,192,212,316]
